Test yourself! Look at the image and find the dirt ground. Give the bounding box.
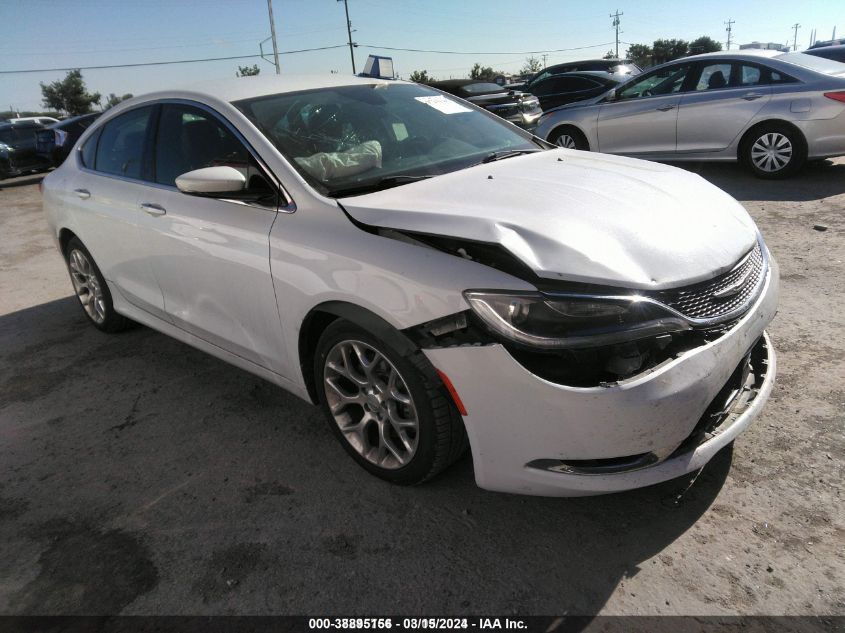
[0,159,842,617]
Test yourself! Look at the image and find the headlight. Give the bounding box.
[464,291,690,349]
[520,97,540,112]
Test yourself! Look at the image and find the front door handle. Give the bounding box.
[742,92,765,101]
[140,202,166,217]
[656,104,676,112]
[73,188,90,200]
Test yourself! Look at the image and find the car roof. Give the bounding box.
[51,112,101,127]
[1,121,42,129]
[147,74,394,104]
[807,44,845,52]
[684,50,783,61]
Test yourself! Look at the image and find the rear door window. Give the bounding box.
[94,106,153,180]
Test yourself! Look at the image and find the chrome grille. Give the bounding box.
[646,243,764,322]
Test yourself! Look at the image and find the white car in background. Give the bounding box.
[41,75,778,496]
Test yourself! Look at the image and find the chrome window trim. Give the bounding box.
[543,236,770,328]
[75,98,296,214]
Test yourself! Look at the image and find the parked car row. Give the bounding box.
[0,121,53,179]
[533,50,845,178]
[430,50,845,178]
[429,80,542,128]
[0,113,102,180]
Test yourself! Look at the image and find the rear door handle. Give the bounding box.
[73,188,90,200]
[656,104,676,112]
[140,202,166,216]
[742,92,765,101]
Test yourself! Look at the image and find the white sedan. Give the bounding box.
[42,75,778,496]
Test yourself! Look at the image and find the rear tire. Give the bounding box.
[314,319,467,485]
[64,237,131,333]
[548,126,589,151]
[740,123,806,179]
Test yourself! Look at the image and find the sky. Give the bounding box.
[1,0,841,112]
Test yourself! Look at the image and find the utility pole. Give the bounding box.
[724,18,735,50]
[542,54,548,69]
[266,0,280,74]
[610,10,623,58]
[792,23,801,51]
[338,0,356,74]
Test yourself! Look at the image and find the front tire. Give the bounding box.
[549,126,589,151]
[741,124,806,179]
[314,319,467,485]
[64,237,130,333]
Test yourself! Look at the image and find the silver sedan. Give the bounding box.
[534,50,845,178]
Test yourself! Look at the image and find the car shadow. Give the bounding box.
[670,159,845,202]
[0,174,46,190]
[1,296,731,617]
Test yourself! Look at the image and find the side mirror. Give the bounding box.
[175,166,247,196]
[605,89,618,102]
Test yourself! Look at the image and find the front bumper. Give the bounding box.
[424,260,779,496]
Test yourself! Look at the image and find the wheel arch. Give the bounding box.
[546,123,590,150]
[298,301,419,404]
[737,119,808,161]
[58,228,79,255]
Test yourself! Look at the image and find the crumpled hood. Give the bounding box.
[340,149,759,290]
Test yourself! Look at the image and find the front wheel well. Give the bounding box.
[546,124,590,150]
[58,228,78,255]
[297,302,417,404]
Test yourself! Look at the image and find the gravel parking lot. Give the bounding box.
[0,161,843,616]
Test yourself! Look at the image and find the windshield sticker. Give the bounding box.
[414,95,472,114]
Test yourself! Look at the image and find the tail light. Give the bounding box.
[824,91,845,103]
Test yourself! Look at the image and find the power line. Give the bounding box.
[0,46,349,75]
[1,41,619,76]
[360,42,616,55]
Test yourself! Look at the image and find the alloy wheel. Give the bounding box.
[323,340,419,469]
[68,248,106,324]
[555,134,577,149]
[750,132,793,173]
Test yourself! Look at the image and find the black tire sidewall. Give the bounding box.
[742,124,806,179]
[64,237,125,332]
[550,126,588,151]
[313,320,443,485]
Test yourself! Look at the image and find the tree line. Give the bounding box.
[33,69,133,117]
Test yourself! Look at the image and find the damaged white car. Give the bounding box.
[42,75,778,496]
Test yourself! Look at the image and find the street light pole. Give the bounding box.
[338,0,356,74]
[267,0,281,74]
